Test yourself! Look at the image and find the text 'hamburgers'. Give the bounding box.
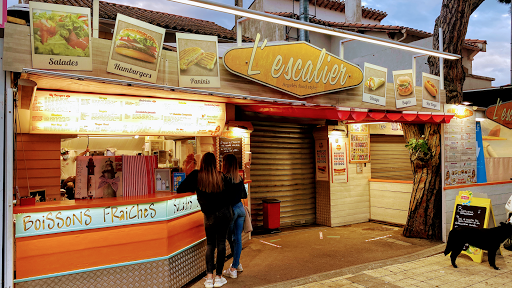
[115,28,158,63]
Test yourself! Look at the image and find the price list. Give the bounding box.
[30,91,226,136]
[444,105,477,186]
[348,124,370,163]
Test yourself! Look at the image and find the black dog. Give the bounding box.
[444,222,512,270]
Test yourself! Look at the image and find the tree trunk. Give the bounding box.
[427,0,484,104]
[402,123,442,239]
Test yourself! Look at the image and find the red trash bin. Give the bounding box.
[262,198,281,230]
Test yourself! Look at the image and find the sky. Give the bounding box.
[7,0,511,86]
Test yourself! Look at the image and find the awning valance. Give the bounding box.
[239,104,455,123]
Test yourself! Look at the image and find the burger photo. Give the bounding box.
[396,76,413,96]
[114,28,159,63]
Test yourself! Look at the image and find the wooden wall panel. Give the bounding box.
[369,181,412,225]
[5,23,447,111]
[16,134,61,200]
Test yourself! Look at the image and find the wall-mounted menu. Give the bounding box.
[348,124,370,163]
[30,91,226,136]
[444,104,477,186]
[219,137,242,169]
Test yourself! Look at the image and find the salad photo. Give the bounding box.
[32,10,90,57]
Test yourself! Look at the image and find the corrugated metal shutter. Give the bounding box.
[370,135,413,181]
[250,121,316,227]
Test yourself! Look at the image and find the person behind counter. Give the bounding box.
[177,152,232,288]
[222,153,247,279]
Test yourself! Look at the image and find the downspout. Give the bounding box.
[298,0,309,42]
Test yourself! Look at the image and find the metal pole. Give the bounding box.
[237,19,242,47]
[439,28,444,90]
[298,0,309,42]
[93,0,99,38]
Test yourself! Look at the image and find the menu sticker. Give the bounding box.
[331,137,348,183]
[29,2,92,71]
[107,14,165,83]
[315,140,328,181]
[363,63,387,106]
[421,72,441,110]
[348,124,370,163]
[392,69,416,108]
[176,33,220,88]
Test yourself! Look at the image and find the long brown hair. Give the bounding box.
[198,152,223,193]
[222,153,242,183]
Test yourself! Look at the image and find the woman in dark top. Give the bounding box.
[177,152,231,288]
[221,154,247,279]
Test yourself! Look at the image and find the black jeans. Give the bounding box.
[204,208,232,275]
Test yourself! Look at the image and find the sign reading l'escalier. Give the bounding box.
[486,98,512,129]
[223,34,364,98]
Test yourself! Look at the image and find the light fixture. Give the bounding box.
[475,118,486,122]
[134,135,139,139]
[461,101,473,106]
[167,0,461,60]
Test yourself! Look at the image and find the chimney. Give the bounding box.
[346,0,362,23]
[235,0,243,23]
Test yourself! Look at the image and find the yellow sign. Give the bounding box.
[223,34,363,98]
[450,191,499,263]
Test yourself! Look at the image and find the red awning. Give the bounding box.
[239,104,455,124]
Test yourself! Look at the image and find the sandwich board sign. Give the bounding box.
[107,14,165,83]
[449,191,499,263]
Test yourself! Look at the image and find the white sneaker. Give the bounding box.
[204,278,214,288]
[213,276,227,287]
[222,268,237,279]
[231,263,243,272]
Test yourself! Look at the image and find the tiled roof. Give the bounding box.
[307,0,387,21]
[267,12,485,51]
[31,0,252,42]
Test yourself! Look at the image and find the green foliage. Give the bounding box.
[405,137,429,154]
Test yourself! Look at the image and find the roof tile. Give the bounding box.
[31,0,252,42]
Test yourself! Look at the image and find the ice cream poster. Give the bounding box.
[393,69,416,109]
[315,140,328,181]
[107,14,165,83]
[176,33,220,88]
[421,73,441,110]
[330,137,348,183]
[29,2,92,71]
[363,63,387,106]
[75,156,123,199]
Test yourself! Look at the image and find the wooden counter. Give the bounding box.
[14,192,204,281]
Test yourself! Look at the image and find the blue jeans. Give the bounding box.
[228,202,245,268]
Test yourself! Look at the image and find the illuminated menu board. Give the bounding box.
[30,91,226,136]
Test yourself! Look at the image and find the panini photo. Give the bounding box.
[176,33,220,88]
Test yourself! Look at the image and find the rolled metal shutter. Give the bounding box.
[370,134,413,181]
[250,121,316,228]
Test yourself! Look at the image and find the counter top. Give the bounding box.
[443,180,512,190]
[14,192,195,214]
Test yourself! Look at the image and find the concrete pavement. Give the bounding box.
[266,246,512,288]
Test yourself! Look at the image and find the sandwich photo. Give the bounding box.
[317,166,327,174]
[197,52,217,70]
[32,11,90,57]
[179,47,205,70]
[396,76,413,96]
[365,77,385,91]
[424,80,438,97]
[114,28,159,63]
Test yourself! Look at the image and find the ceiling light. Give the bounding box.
[168,0,461,60]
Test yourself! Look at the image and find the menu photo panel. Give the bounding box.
[176,33,220,88]
[393,69,416,109]
[29,2,92,71]
[363,63,387,106]
[107,14,166,83]
[422,72,441,110]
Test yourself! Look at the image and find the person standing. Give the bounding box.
[177,152,231,288]
[222,154,247,279]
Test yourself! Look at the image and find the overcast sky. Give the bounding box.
[9,0,511,86]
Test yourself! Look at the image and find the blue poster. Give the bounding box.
[173,172,186,192]
[475,122,487,183]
